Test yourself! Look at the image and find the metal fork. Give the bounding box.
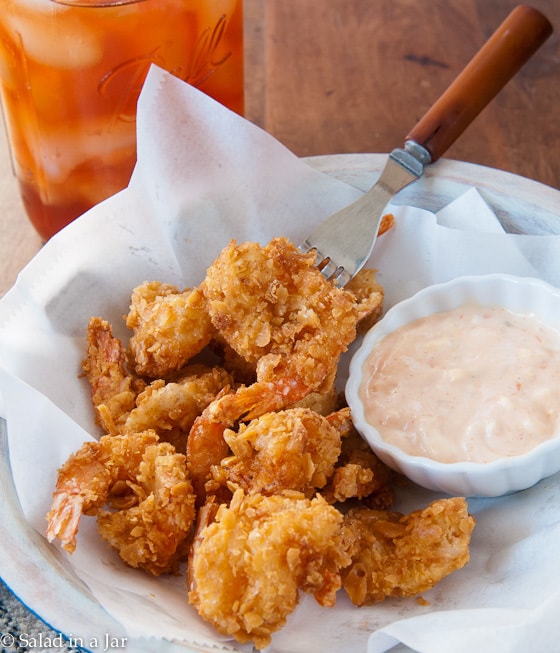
[299,5,553,288]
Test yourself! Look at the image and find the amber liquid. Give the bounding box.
[0,0,244,240]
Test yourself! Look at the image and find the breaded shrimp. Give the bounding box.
[345,268,384,333]
[289,380,341,415]
[186,387,234,503]
[208,333,257,386]
[126,281,215,378]
[200,237,359,420]
[188,489,353,650]
[214,407,343,497]
[122,364,234,451]
[46,430,196,575]
[343,213,392,333]
[342,497,475,606]
[81,317,145,432]
[321,412,395,507]
[187,238,360,499]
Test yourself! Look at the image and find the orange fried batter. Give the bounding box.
[378,212,395,236]
[46,431,196,575]
[215,407,342,497]
[342,497,475,606]
[345,268,384,333]
[82,316,233,448]
[290,383,341,415]
[81,317,145,431]
[55,231,479,649]
[322,417,395,507]
[188,490,353,649]
[200,237,359,419]
[122,365,233,451]
[126,281,215,378]
[209,333,257,385]
[185,237,362,503]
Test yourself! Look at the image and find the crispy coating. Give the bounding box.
[185,387,234,503]
[342,497,475,606]
[81,317,145,431]
[188,490,353,649]
[46,431,196,575]
[345,268,384,333]
[322,414,395,507]
[343,213,393,334]
[186,237,360,503]
[59,232,479,647]
[209,333,257,385]
[126,281,215,378]
[215,408,342,497]
[290,382,341,416]
[122,365,233,451]
[378,212,395,236]
[82,318,232,448]
[200,238,359,419]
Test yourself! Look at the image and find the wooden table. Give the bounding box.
[1,0,559,297]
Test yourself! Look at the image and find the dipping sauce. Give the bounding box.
[359,304,560,463]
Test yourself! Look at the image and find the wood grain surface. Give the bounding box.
[244,0,560,188]
[1,0,559,296]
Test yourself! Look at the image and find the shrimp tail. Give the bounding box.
[185,375,312,504]
[208,379,309,424]
[46,479,84,553]
[187,415,229,505]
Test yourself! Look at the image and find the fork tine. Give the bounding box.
[298,241,351,288]
[297,7,552,290]
[297,144,429,289]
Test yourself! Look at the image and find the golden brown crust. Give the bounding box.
[216,407,342,497]
[126,282,215,378]
[46,431,196,575]
[202,238,358,405]
[188,490,353,649]
[342,497,475,606]
[81,316,144,432]
[345,268,384,333]
[51,233,477,650]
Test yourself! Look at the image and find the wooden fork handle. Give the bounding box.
[405,5,553,163]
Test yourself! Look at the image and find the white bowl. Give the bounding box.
[346,273,560,497]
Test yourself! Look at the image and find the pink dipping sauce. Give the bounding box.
[359,304,560,463]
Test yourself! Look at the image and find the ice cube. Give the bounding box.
[5,2,104,69]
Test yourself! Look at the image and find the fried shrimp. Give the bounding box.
[122,365,234,451]
[322,413,395,507]
[188,489,353,650]
[83,323,233,446]
[341,497,475,606]
[126,281,215,378]
[186,238,360,499]
[200,237,359,420]
[81,317,145,432]
[52,229,480,647]
[214,407,343,497]
[345,268,384,333]
[46,431,196,575]
[208,333,257,386]
[290,384,340,415]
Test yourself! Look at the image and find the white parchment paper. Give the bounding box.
[1,66,560,653]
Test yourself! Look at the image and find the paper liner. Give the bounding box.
[1,66,560,653]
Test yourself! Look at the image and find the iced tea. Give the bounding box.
[0,0,244,240]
